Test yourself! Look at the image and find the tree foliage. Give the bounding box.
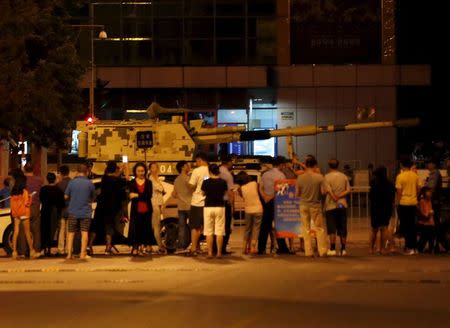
[0,0,85,149]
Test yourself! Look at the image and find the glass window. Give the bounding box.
[216,18,245,38]
[185,39,214,65]
[248,18,276,39]
[95,41,122,65]
[93,4,121,38]
[123,19,152,38]
[251,109,276,128]
[185,0,214,16]
[248,0,276,16]
[248,38,276,65]
[122,3,153,18]
[154,0,183,17]
[123,41,152,65]
[154,39,182,65]
[218,110,248,124]
[215,0,245,16]
[217,39,245,65]
[185,19,214,38]
[154,19,182,39]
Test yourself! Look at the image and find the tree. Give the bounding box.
[0,0,85,150]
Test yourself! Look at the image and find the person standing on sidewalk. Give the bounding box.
[173,161,192,251]
[24,162,43,253]
[424,158,448,252]
[201,164,228,259]
[188,152,209,256]
[296,156,328,257]
[65,164,96,260]
[56,165,71,255]
[149,162,166,254]
[39,172,65,257]
[395,158,420,255]
[219,155,235,255]
[324,159,351,256]
[258,156,286,255]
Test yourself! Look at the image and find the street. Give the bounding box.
[1,227,450,328]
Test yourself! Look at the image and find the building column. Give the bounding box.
[277,0,290,66]
[31,144,48,178]
[382,0,396,64]
[0,140,9,180]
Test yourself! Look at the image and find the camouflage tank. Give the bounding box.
[76,102,419,174]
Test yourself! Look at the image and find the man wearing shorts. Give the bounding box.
[65,164,95,260]
[188,152,209,256]
[202,164,228,258]
[324,159,351,256]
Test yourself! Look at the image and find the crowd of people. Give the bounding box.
[1,152,449,260]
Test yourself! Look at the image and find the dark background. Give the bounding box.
[397,0,446,160]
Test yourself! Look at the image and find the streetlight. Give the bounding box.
[71,24,107,119]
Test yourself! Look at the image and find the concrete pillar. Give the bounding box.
[382,0,396,64]
[277,0,290,66]
[31,144,48,178]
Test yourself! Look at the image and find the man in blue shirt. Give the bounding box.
[65,164,95,260]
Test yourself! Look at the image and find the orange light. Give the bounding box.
[86,116,94,124]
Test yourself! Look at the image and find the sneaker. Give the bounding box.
[341,250,347,256]
[80,254,91,260]
[327,249,337,256]
[30,250,40,259]
[403,249,415,256]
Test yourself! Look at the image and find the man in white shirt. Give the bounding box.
[188,152,209,256]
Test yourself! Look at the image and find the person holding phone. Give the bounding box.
[149,162,166,254]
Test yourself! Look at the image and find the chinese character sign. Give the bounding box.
[274,179,301,238]
[136,131,153,149]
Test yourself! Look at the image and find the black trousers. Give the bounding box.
[433,204,449,251]
[397,205,417,250]
[257,199,290,254]
[417,225,435,252]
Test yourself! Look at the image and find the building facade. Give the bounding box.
[76,0,429,172]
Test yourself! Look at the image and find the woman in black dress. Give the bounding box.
[369,166,396,254]
[128,162,155,256]
[89,161,127,255]
[40,173,65,256]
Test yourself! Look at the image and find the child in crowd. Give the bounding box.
[417,187,435,253]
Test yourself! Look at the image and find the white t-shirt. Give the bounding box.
[189,165,210,207]
[241,181,263,214]
[324,171,350,211]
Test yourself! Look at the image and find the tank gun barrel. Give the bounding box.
[194,118,419,144]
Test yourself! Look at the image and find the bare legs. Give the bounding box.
[12,218,36,259]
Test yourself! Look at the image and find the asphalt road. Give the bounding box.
[1,227,450,328]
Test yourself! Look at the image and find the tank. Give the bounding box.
[76,102,419,173]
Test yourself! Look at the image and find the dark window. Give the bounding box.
[217,39,245,65]
[185,19,214,38]
[95,41,122,65]
[123,19,152,38]
[154,0,183,17]
[154,39,182,65]
[216,0,245,16]
[216,18,245,38]
[248,39,276,65]
[248,0,276,16]
[123,41,152,65]
[122,3,152,18]
[93,4,121,38]
[154,19,182,39]
[185,40,214,65]
[185,0,214,16]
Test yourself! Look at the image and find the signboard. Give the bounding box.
[281,112,294,120]
[136,131,153,149]
[274,179,301,238]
